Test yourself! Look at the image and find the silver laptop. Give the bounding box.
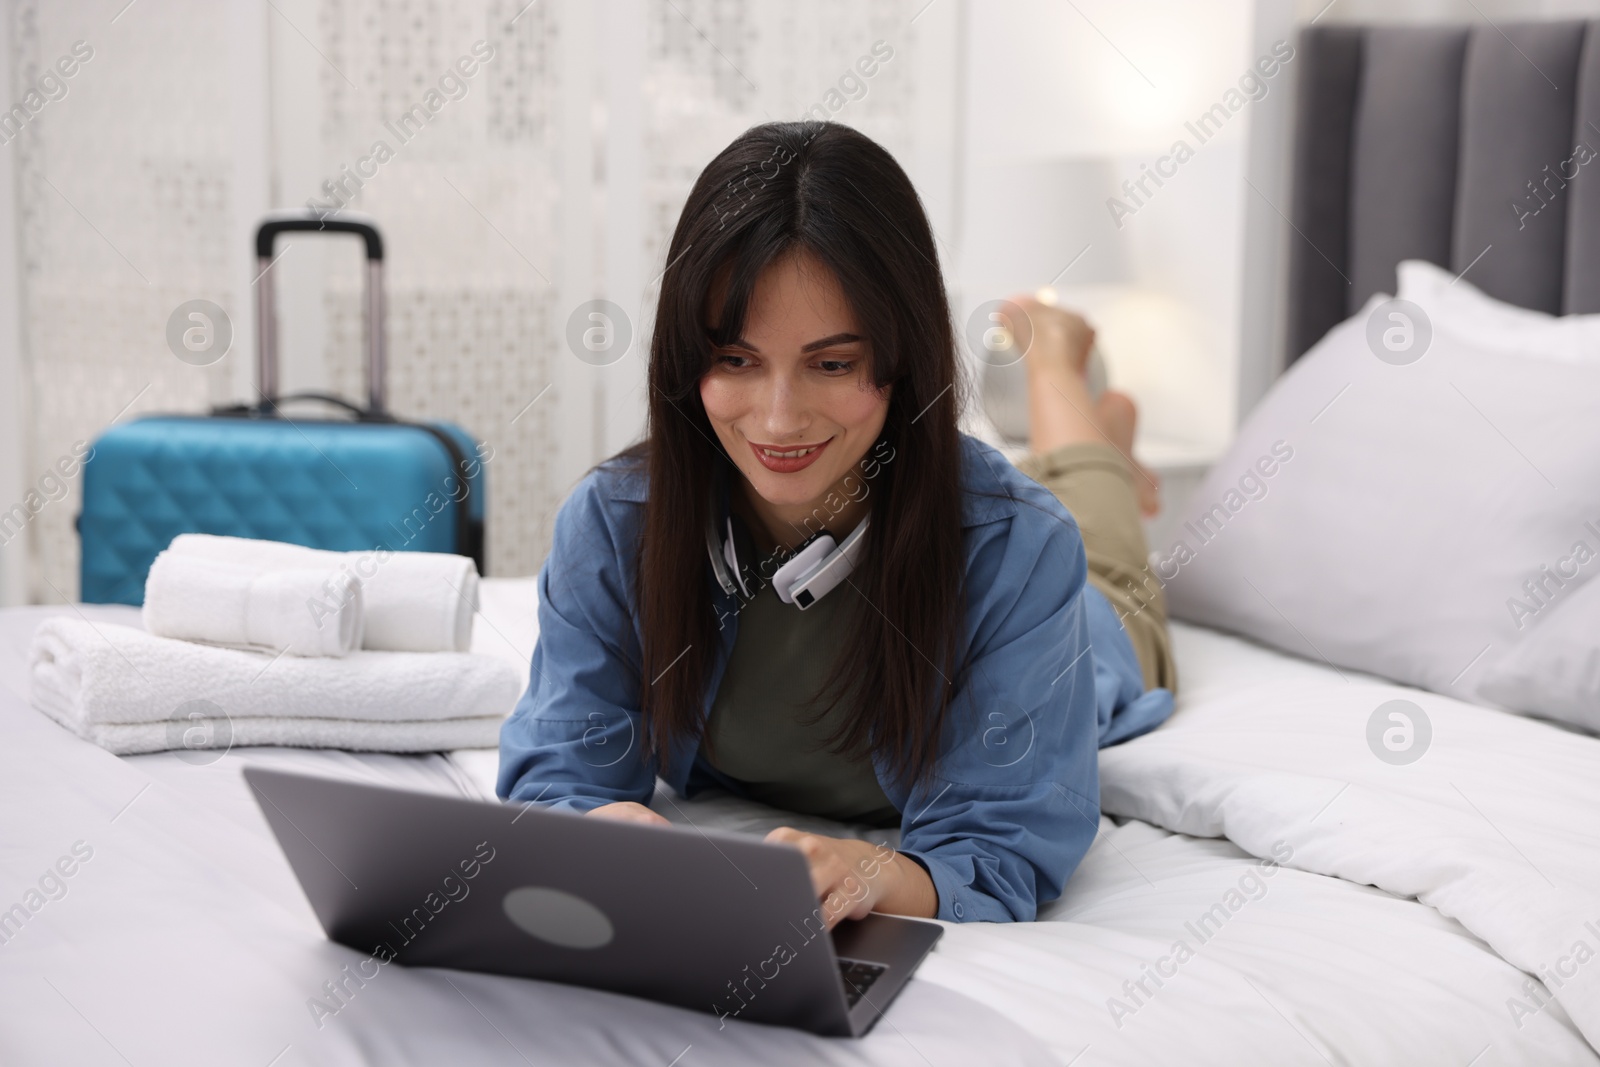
[243,767,942,1037]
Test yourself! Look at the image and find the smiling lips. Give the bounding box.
[748,438,830,473]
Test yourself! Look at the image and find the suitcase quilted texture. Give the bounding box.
[80,416,483,605]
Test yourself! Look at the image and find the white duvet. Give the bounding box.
[1100,625,1600,1055]
[2,591,1598,1065]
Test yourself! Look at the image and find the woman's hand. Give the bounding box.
[586,801,670,826]
[764,828,937,928]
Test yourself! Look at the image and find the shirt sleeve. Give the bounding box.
[894,510,1102,923]
[496,472,657,814]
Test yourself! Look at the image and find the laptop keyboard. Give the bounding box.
[837,958,888,1009]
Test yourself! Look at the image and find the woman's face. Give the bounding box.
[700,249,890,539]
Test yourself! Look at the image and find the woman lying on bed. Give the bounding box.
[498,120,1176,926]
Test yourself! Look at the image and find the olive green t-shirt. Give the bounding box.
[702,517,901,828]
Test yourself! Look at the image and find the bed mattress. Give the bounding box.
[1,580,1595,1066]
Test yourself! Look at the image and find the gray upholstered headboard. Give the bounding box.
[1287,20,1600,361]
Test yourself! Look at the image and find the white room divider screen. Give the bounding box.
[6,0,959,600]
[8,0,245,605]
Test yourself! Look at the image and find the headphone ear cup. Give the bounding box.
[783,518,870,608]
[772,533,838,605]
[722,516,751,597]
[704,482,740,596]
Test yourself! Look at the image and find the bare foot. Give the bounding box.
[1094,391,1162,518]
[1012,296,1095,388]
[1004,296,1099,454]
[1095,390,1137,454]
[1007,294,1162,518]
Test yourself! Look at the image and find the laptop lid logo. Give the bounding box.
[503,886,615,949]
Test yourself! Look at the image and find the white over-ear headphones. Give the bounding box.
[705,477,869,610]
[770,521,870,608]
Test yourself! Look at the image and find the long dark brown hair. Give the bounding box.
[622,120,970,792]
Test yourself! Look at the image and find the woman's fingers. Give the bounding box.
[586,801,670,825]
[765,828,875,927]
[766,827,835,897]
[823,877,874,927]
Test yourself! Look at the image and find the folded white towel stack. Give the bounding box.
[164,533,479,653]
[143,552,364,657]
[31,618,520,755]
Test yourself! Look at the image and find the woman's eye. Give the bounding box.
[817,359,854,374]
[715,352,751,369]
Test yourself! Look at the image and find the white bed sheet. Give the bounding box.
[0,587,1594,1066]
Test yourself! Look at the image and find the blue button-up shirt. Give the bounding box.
[497,433,1173,922]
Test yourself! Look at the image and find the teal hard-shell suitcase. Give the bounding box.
[78,214,487,604]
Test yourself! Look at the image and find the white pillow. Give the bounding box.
[1396,258,1600,361]
[1160,293,1600,731]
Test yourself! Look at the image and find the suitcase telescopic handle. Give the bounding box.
[254,213,387,414]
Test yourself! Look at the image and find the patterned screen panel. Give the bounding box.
[12,0,950,599]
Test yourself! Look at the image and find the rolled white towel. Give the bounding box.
[165,533,479,653]
[142,551,364,657]
[30,618,523,756]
